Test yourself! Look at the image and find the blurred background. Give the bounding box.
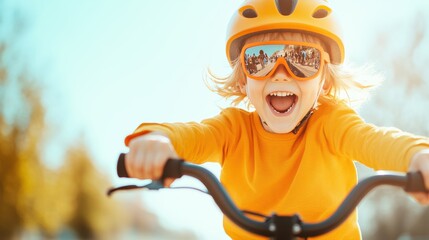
[1,0,428,239]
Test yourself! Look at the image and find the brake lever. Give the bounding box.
[107,180,165,196]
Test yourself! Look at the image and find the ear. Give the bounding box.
[322,75,333,95]
[319,66,332,95]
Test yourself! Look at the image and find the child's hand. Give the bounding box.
[408,149,429,204]
[125,132,178,187]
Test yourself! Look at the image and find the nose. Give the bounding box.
[270,64,292,82]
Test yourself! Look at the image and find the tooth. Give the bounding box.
[270,92,296,97]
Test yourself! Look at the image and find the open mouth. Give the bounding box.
[266,91,297,115]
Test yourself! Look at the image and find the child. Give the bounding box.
[123,0,429,239]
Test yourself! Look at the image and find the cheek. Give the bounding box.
[247,85,257,100]
[245,79,265,100]
[299,78,322,97]
[246,85,267,111]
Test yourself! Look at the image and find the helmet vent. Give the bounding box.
[275,0,298,16]
[312,8,330,18]
[242,8,258,18]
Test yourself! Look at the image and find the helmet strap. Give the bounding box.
[291,109,314,134]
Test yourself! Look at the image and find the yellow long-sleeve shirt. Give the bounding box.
[125,99,429,239]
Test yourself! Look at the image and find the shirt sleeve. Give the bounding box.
[124,108,239,165]
[322,102,429,171]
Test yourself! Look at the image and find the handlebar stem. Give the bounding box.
[269,214,302,240]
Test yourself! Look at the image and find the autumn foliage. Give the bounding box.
[0,12,195,240]
[0,42,125,239]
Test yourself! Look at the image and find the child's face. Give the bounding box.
[242,64,324,133]
[240,33,326,133]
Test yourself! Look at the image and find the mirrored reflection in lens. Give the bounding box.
[286,45,321,78]
[243,44,322,79]
[243,44,283,77]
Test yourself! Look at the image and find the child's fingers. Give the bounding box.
[410,192,429,205]
[414,159,429,191]
[127,137,148,179]
[133,151,148,179]
[126,133,178,181]
[152,152,169,180]
[408,150,429,204]
[153,158,164,180]
[151,144,178,179]
[164,178,175,187]
[125,148,140,178]
[143,151,155,179]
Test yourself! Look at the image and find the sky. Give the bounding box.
[2,0,429,239]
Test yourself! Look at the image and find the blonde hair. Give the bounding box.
[206,32,381,106]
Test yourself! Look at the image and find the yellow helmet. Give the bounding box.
[226,0,344,65]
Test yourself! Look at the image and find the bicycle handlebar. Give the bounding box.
[115,153,428,238]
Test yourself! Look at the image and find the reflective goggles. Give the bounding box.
[240,41,330,81]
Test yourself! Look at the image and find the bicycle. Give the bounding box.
[108,153,428,240]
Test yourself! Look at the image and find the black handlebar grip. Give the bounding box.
[117,153,129,178]
[116,153,184,179]
[405,171,428,192]
[162,159,185,179]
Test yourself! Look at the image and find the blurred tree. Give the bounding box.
[359,13,429,240]
[361,187,423,240]
[0,5,126,239]
[0,42,23,239]
[0,42,128,239]
[0,40,72,238]
[63,142,126,239]
[0,5,195,240]
[361,13,429,136]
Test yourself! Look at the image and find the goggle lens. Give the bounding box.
[242,43,324,80]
